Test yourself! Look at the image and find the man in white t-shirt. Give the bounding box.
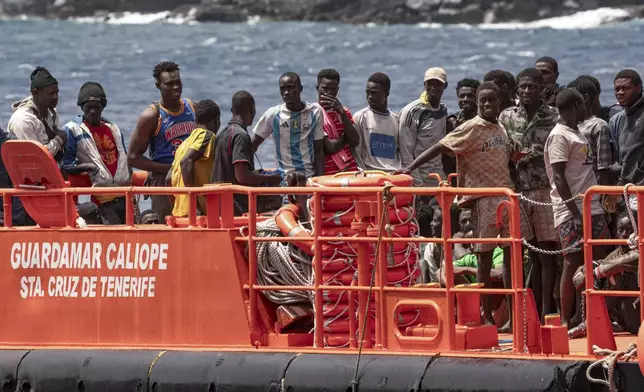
[251,72,325,179]
[544,88,610,329]
[353,72,401,172]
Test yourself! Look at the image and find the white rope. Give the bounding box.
[623,184,638,250]
[586,344,637,392]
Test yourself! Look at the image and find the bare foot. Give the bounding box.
[498,321,512,333]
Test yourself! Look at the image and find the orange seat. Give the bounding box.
[1,140,78,228]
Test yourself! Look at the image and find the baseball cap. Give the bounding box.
[424,67,447,84]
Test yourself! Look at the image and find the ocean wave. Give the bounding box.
[71,10,198,25]
[479,8,632,30]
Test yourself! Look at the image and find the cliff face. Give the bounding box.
[0,0,641,24]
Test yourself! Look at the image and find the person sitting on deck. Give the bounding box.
[316,69,360,175]
[544,88,610,329]
[352,72,401,173]
[212,91,283,216]
[169,100,220,218]
[251,72,325,181]
[398,82,528,330]
[128,61,197,221]
[62,82,130,225]
[571,213,640,338]
[421,202,462,284]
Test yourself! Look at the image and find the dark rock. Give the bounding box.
[0,0,641,25]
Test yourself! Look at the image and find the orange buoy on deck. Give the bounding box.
[274,203,314,256]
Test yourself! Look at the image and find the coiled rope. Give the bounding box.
[242,219,313,304]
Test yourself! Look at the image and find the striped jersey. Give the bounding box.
[149,98,197,164]
[252,102,324,178]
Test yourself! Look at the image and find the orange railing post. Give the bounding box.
[2,192,12,228]
[246,192,262,346]
[437,192,456,350]
[312,192,324,348]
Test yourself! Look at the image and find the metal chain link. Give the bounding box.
[518,192,581,207]
[522,237,582,255]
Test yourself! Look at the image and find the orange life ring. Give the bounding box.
[274,204,314,256]
[308,171,413,188]
[309,194,415,212]
[131,170,148,186]
[367,221,418,237]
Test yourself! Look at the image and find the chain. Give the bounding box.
[518,192,581,207]
[522,237,582,255]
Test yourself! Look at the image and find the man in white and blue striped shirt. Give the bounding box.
[252,72,325,179]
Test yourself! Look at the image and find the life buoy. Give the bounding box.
[322,257,355,272]
[309,194,415,212]
[274,204,314,256]
[308,171,413,188]
[366,221,418,237]
[323,302,375,318]
[323,318,375,333]
[319,210,355,227]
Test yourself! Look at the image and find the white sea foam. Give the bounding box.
[71,10,198,25]
[479,8,632,30]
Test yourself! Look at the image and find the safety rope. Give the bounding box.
[242,219,314,304]
[623,184,638,250]
[351,182,395,392]
[586,344,637,392]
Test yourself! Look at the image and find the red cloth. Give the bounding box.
[322,107,358,175]
[86,122,118,176]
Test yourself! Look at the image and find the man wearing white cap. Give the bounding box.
[399,67,449,188]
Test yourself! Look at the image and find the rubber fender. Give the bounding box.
[283,354,433,392]
[419,357,589,392]
[149,351,296,392]
[15,349,161,392]
[585,361,644,392]
[0,350,30,392]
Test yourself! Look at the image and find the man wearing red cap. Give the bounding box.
[399,67,449,188]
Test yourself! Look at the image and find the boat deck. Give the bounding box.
[497,332,637,356]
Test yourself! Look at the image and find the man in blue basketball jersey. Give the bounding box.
[128,61,197,220]
[251,72,325,179]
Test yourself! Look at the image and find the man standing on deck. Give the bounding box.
[251,72,325,180]
[397,82,526,329]
[170,100,220,218]
[316,69,360,175]
[62,82,130,224]
[535,57,562,107]
[353,72,401,172]
[6,66,65,226]
[544,88,609,329]
[212,91,283,216]
[605,69,644,214]
[499,68,559,320]
[399,67,449,188]
[448,78,480,131]
[127,61,197,220]
[567,78,612,186]
[484,70,514,112]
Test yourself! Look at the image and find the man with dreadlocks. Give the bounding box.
[484,70,514,112]
[128,61,197,220]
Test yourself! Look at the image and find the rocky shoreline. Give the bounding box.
[1,0,643,25]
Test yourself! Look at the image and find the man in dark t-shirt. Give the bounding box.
[212,91,282,215]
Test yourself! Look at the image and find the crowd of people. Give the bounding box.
[0,56,642,338]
